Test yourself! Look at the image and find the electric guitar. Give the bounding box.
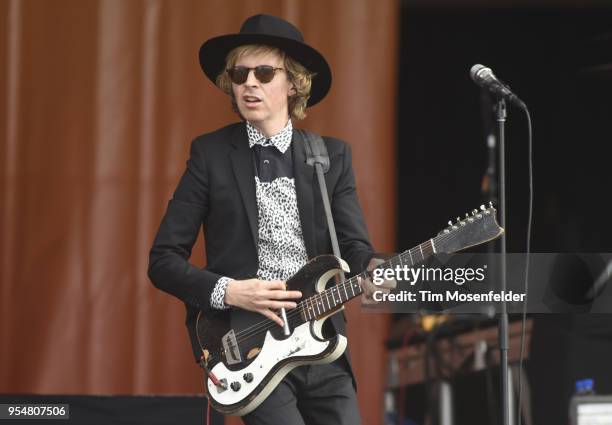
[196,204,504,415]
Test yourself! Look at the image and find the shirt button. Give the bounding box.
[263,159,270,165]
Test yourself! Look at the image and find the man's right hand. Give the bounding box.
[224,279,302,327]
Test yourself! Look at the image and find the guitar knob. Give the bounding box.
[230,381,241,392]
[243,373,254,383]
[480,204,486,211]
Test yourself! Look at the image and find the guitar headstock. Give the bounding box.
[434,203,504,254]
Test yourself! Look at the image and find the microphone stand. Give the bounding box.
[496,99,511,425]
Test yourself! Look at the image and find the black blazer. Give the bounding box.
[148,122,374,365]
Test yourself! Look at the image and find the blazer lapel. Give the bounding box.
[230,125,259,250]
[292,130,317,259]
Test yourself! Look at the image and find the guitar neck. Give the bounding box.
[298,205,504,320]
[299,239,437,320]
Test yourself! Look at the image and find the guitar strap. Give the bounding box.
[297,129,345,281]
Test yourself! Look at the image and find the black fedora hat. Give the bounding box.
[199,14,331,107]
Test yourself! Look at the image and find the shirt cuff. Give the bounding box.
[210,276,232,310]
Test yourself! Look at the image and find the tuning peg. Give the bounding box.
[472,209,478,215]
[480,204,486,211]
[456,216,460,222]
[465,213,469,218]
[489,201,493,207]
[448,220,453,226]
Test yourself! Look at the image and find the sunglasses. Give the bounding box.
[226,65,285,85]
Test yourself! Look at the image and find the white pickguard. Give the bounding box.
[208,259,351,416]
[207,320,347,415]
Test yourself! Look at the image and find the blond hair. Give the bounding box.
[216,44,314,120]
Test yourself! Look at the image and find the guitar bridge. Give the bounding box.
[221,329,242,365]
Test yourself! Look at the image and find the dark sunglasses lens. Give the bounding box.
[228,67,249,84]
[254,66,275,83]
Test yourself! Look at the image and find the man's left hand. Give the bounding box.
[359,257,397,305]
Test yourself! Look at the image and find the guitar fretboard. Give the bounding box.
[299,239,438,321]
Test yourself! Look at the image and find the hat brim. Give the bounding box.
[199,33,331,107]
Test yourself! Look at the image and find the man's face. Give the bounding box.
[231,50,294,132]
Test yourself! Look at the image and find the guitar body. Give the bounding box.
[196,255,350,416]
[195,204,504,416]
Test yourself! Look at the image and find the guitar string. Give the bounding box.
[229,222,478,345]
[232,273,366,345]
[231,242,439,346]
[230,240,442,346]
[231,240,442,344]
[228,215,493,345]
[230,238,446,344]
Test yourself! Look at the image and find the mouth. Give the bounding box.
[242,95,262,106]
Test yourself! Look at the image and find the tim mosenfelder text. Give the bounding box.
[371,265,526,304]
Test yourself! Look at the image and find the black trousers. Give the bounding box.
[242,360,361,425]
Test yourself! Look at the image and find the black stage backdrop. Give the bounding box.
[396,6,612,425]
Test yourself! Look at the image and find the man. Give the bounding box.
[148,14,390,425]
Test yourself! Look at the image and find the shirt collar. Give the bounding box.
[246,120,293,154]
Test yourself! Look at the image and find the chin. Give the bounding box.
[239,110,264,123]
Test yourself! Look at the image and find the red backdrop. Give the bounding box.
[0,1,398,424]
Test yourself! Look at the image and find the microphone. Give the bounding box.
[470,64,527,110]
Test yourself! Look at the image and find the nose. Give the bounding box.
[244,68,259,86]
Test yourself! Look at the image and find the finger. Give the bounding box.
[361,295,377,305]
[357,276,373,294]
[259,309,284,327]
[267,290,302,300]
[367,257,386,271]
[380,279,398,289]
[265,280,287,290]
[359,276,375,290]
[265,300,298,310]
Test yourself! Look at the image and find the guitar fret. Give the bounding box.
[293,209,498,326]
[306,298,312,320]
[309,303,314,320]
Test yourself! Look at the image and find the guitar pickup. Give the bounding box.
[222,329,242,365]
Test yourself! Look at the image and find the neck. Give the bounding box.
[298,239,439,322]
[249,117,290,138]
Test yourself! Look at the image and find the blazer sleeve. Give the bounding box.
[147,137,222,311]
[331,142,376,275]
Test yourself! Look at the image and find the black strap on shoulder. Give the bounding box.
[296,129,344,280]
[299,129,330,173]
